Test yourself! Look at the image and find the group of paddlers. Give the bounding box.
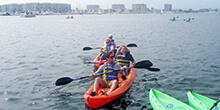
[89,34,136,96]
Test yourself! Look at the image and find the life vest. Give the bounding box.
[110,39,114,46]
[103,43,113,52]
[116,50,130,67]
[102,62,118,85]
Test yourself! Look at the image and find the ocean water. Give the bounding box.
[0,14,220,110]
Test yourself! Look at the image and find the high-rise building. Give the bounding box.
[132,4,147,13]
[112,4,125,13]
[0,3,71,14]
[164,4,172,11]
[112,4,125,10]
[87,5,100,11]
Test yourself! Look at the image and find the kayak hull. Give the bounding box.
[84,65,136,109]
[93,53,106,68]
[149,89,195,110]
[187,91,220,110]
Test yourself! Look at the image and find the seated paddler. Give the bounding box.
[100,39,114,60]
[90,51,126,96]
[115,45,136,76]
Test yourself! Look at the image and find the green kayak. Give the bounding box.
[170,19,176,21]
[187,91,220,110]
[149,89,195,110]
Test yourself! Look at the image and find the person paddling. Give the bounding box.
[90,51,125,96]
[188,17,191,21]
[100,39,114,60]
[103,34,118,53]
[115,45,136,76]
[104,34,118,48]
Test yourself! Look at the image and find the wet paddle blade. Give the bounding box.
[146,67,160,71]
[134,60,153,69]
[127,43,137,47]
[55,77,73,86]
[83,47,93,51]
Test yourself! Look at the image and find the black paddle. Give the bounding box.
[83,60,160,72]
[83,43,137,51]
[210,98,220,110]
[83,61,103,64]
[55,60,159,86]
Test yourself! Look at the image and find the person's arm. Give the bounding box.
[114,42,118,48]
[127,53,135,65]
[100,45,105,53]
[132,60,136,65]
[114,63,127,80]
[90,65,104,78]
[113,63,121,72]
[113,63,128,74]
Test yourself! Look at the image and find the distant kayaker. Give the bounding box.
[115,45,136,76]
[103,34,118,52]
[188,17,191,21]
[100,39,114,60]
[90,51,126,96]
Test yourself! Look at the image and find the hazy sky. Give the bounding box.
[0,0,219,10]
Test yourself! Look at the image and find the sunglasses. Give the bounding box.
[109,56,114,59]
[106,42,110,43]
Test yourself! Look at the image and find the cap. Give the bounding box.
[108,34,113,38]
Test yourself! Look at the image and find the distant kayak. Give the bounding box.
[187,91,220,110]
[65,16,73,19]
[186,20,190,22]
[149,89,195,110]
[170,19,176,21]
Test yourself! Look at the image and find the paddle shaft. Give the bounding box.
[74,75,90,80]
[83,43,137,51]
[55,69,123,86]
[84,61,160,72]
[84,61,103,64]
[55,60,159,86]
[210,98,220,110]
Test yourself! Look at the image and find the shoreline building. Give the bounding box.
[164,4,172,12]
[0,3,71,15]
[132,4,147,14]
[112,4,125,13]
[86,5,100,14]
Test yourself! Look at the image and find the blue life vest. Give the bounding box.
[110,39,114,46]
[116,50,130,67]
[103,43,113,52]
[102,62,118,84]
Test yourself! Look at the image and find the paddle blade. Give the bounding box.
[83,47,92,51]
[55,77,73,86]
[134,60,153,69]
[127,43,137,47]
[146,67,160,71]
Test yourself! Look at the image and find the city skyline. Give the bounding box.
[0,0,219,10]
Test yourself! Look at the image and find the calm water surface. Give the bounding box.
[0,14,220,110]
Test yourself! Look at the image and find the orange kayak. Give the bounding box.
[84,65,136,109]
[93,53,106,68]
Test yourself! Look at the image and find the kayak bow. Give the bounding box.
[149,89,195,110]
[84,65,136,109]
